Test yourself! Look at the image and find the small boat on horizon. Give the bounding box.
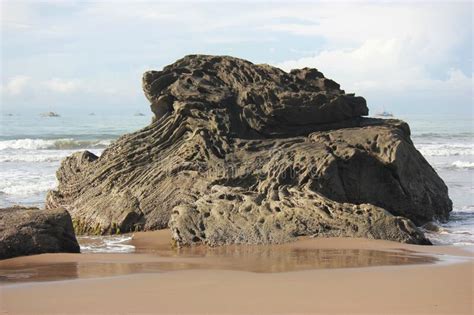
[40,111,61,117]
[134,112,145,117]
[375,110,394,118]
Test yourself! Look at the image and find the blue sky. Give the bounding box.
[1,0,472,115]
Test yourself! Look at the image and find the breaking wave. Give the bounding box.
[417,143,474,157]
[0,150,104,163]
[451,161,474,169]
[0,138,113,150]
[0,152,70,163]
[0,181,57,196]
[424,207,474,246]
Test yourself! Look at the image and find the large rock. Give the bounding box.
[0,207,80,259]
[46,55,452,245]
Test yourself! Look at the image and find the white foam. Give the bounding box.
[0,139,65,150]
[0,149,104,163]
[451,230,473,235]
[417,143,474,157]
[0,180,57,196]
[452,242,474,246]
[453,206,474,214]
[78,235,135,253]
[426,218,474,245]
[0,152,68,163]
[0,138,112,150]
[0,167,58,197]
[451,161,474,169]
[427,233,474,246]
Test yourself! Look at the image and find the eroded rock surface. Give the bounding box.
[46,55,451,245]
[0,206,80,259]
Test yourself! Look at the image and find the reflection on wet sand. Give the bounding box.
[0,245,437,284]
[142,245,438,272]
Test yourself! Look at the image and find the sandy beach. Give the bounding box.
[2,1,473,314]
[1,231,472,314]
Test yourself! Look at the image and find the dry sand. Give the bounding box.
[0,231,473,314]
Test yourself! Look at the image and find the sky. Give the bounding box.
[1,0,473,116]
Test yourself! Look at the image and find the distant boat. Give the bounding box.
[134,112,145,117]
[89,112,96,116]
[375,110,394,118]
[40,111,60,117]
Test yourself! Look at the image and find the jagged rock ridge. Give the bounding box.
[46,55,452,245]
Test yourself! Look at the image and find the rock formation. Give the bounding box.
[46,55,452,245]
[0,206,80,259]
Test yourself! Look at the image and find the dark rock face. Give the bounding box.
[0,207,80,259]
[142,57,368,137]
[46,55,451,245]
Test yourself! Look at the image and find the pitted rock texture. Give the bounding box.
[0,207,80,259]
[46,55,451,245]
[171,185,430,246]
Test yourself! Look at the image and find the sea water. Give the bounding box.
[0,112,472,247]
[404,114,474,246]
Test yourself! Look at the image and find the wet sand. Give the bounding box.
[1,231,473,314]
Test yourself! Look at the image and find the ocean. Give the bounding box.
[0,112,472,249]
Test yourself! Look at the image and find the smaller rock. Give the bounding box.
[0,206,80,260]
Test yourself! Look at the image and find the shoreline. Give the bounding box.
[1,231,473,314]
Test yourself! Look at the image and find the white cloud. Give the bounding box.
[43,78,81,93]
[82,2,179,22]
[1,1,471,114]
[263,3,469,46]
[273,2,472,107]
[278,39,472,95]
[277,39,414,91]
[1,1,33,30]
[3,75,31,95]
